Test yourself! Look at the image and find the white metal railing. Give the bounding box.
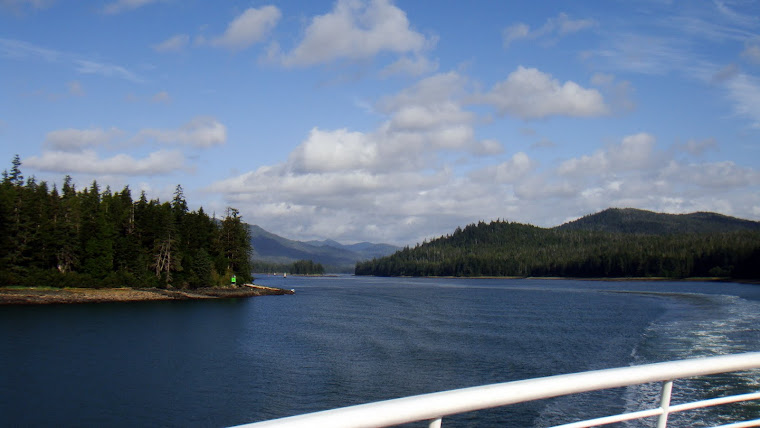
[232,352,760,428]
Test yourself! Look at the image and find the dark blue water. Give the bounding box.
[2,277,760,427]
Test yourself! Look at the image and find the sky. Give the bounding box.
[1,0,760,246]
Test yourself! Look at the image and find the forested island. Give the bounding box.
[0,156,254,291]
[355,209,760,279]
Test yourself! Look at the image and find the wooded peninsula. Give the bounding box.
[0,155,253,290]
[355,209,760,279]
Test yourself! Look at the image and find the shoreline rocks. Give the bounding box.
[0,285,294,305]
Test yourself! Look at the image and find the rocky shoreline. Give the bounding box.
[0,285,294,305]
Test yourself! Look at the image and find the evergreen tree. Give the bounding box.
[9,154,23,187]
[218,207,252,284]
[0,158,255,288]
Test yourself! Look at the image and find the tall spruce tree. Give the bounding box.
[218,207,252,284]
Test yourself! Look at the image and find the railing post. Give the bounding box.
[428,417,442,428]
[657,380,674,428]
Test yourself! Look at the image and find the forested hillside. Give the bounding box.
[558,208,760,235]
[0,156,252,288]
[355,215,760,279]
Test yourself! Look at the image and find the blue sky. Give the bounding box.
[1,0,759,246]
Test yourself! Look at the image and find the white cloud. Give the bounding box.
[203,65,759,245]
[480,66,608,119]
[208,125,760,244]
[1,38,142,82]
[610,132,657,170]
[558,132,659,176]
[208,6,281,50]
[75,60,142,83]
[138,116,227,147]
[279,0,432,66]
[153,34,189,53]
[588,33,692,76]
[663,160,759,189]
[723,72,760,127]
[379,55,438,77]
[103,0,160,14]
[289,128,378,173]
[503,23,530,47]
[557,151,609,176]
[24,150,185,175]
[44,127,123,151]
[472,152,535,183]
[591,73,635,113]
[503,12,595,47]
[677,138,717,156]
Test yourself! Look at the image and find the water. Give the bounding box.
[2,277,760,427]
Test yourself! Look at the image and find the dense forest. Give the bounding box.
[0,156,252,289]
[355,214,760,279]
[253,259,325,275]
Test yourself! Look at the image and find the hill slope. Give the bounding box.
[355,209,760,279]
[558,208,760,235]
[249,225,399,271]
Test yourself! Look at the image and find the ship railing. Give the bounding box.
[232,352,760,428]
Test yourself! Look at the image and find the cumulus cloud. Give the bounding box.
[279,0,433,66]
[503,23,530,47]
[471,152,535,184]
[558,132,659,176]
[45,127,123,152]
[289,128,377,173]
[208,126,760,244]
[503,12,595,47]
[591,72,635,113]
[479,66,608,119]
[677,138,717,156]
[202,67,759,245]
[206,6,281,50]
[24,150,185,175]
[379,55,438,77]
[663,160,759,189]
[138,116,227,147]
[153,34,189,53]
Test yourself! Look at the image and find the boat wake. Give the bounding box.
[535,292,760,427]
[622,293,760,427]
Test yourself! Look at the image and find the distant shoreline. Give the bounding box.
[359,275,760,284]
[0,285,294,305]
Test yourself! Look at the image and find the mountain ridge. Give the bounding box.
[248,224,399,272]
[556,208,760,234]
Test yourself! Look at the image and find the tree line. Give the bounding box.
[355,220,760,279]
[253,259,325,275]
[0,155,252,289]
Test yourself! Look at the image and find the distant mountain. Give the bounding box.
[249,225,399,272]
[557,208,760,235]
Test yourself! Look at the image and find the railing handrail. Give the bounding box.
[232,352,760,428]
